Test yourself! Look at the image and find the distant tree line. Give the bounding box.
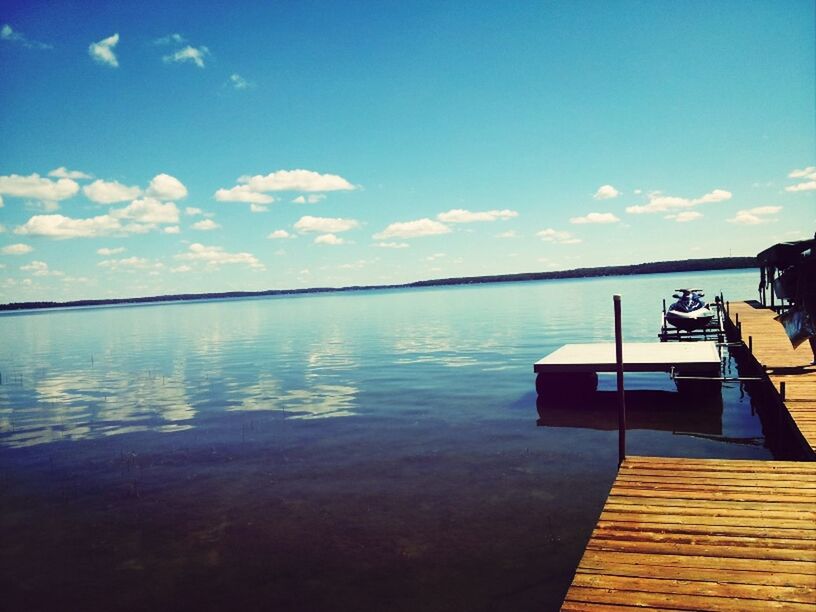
[0,256,756,312]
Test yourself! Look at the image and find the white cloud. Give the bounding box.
[15,214,121,239]
[192,219,220,231]
[267,229,292,239]
[373,242,409,249]
[112,198,180,224]
[292,194,326,204]
[171,265,192,273]
[96,247,125,256]
[176,243,264,269]
[626,189,732,214]
[537,228,581,244]
[749,205,783,215]
[163,45,209,68]
[785,166,816,192]
[83,179,142,204]
[666,211,703,223]
[237,169,356,193]
[21,260,61,276]
[0,222,5,231]
[61,275,90,284]
[314,233,345,245]
[338,260,369,270]
[250,204,268,213]
[373,218,451,240]
[1,23,52,49]
[146,173,187,200]
[229,73,253,89]
[214,185,276,204]
[98,257,160,270]
[693,189,733,204]
[48,167,92,180]
[728,206,782,225]
[294,215,359,234]
[153,33,186,46]
[788,166,816,179]
[785,178,816,192]
[0,173,79,201]
[436,209,518,223]
[496,230,517,238]
[593,185,620,200]
[164,226,180,234]
[89,33,119,67]
[569,212,620,224]
[0,195,3,208]
[1,243,33,255]
[15,198,180,239]
[185,207,202,216]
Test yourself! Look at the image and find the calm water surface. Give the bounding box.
[0,270,792,611]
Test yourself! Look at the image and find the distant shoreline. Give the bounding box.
[1,256,756,312]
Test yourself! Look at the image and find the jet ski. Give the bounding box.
[665,288,714,331]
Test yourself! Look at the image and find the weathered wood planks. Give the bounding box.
[561,457,816,611]
[728,301,816,455]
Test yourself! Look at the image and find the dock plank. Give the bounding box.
[561,457,816,610]
[728,301,816,455]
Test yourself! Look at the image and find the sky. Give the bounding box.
[0,0,814,303]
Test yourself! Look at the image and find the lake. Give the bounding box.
[0,269,790,611]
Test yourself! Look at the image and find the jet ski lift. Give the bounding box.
[659,289,725,343]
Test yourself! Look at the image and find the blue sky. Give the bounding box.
[1,0,814,303]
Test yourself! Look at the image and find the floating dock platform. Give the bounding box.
[534,342,721,375]
[562,456,816,611]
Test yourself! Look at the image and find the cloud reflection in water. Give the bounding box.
[230,375,358,419]
[0,367,195,448]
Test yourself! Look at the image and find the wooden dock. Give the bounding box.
[728,301,816,456]
[562,456,816,611]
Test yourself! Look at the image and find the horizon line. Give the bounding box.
[0,256,757,312]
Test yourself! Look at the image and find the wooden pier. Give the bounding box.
[728,301,816,456]
[562,456,816,610]
[560,298,816,609]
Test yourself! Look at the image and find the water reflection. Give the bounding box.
[230,374,358,419]
[391,320,501,368]
[305,332,359,376]
[0,362,360,447]
[0,270,780,612]
[536,389,724,435]
[0,269,763,453]
[0,367,196,448]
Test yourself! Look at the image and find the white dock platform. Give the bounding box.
[534,342,721,374]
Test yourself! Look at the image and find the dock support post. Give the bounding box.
[748,335,753,352]
[780,381,786,401]
[614,294,626,467]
